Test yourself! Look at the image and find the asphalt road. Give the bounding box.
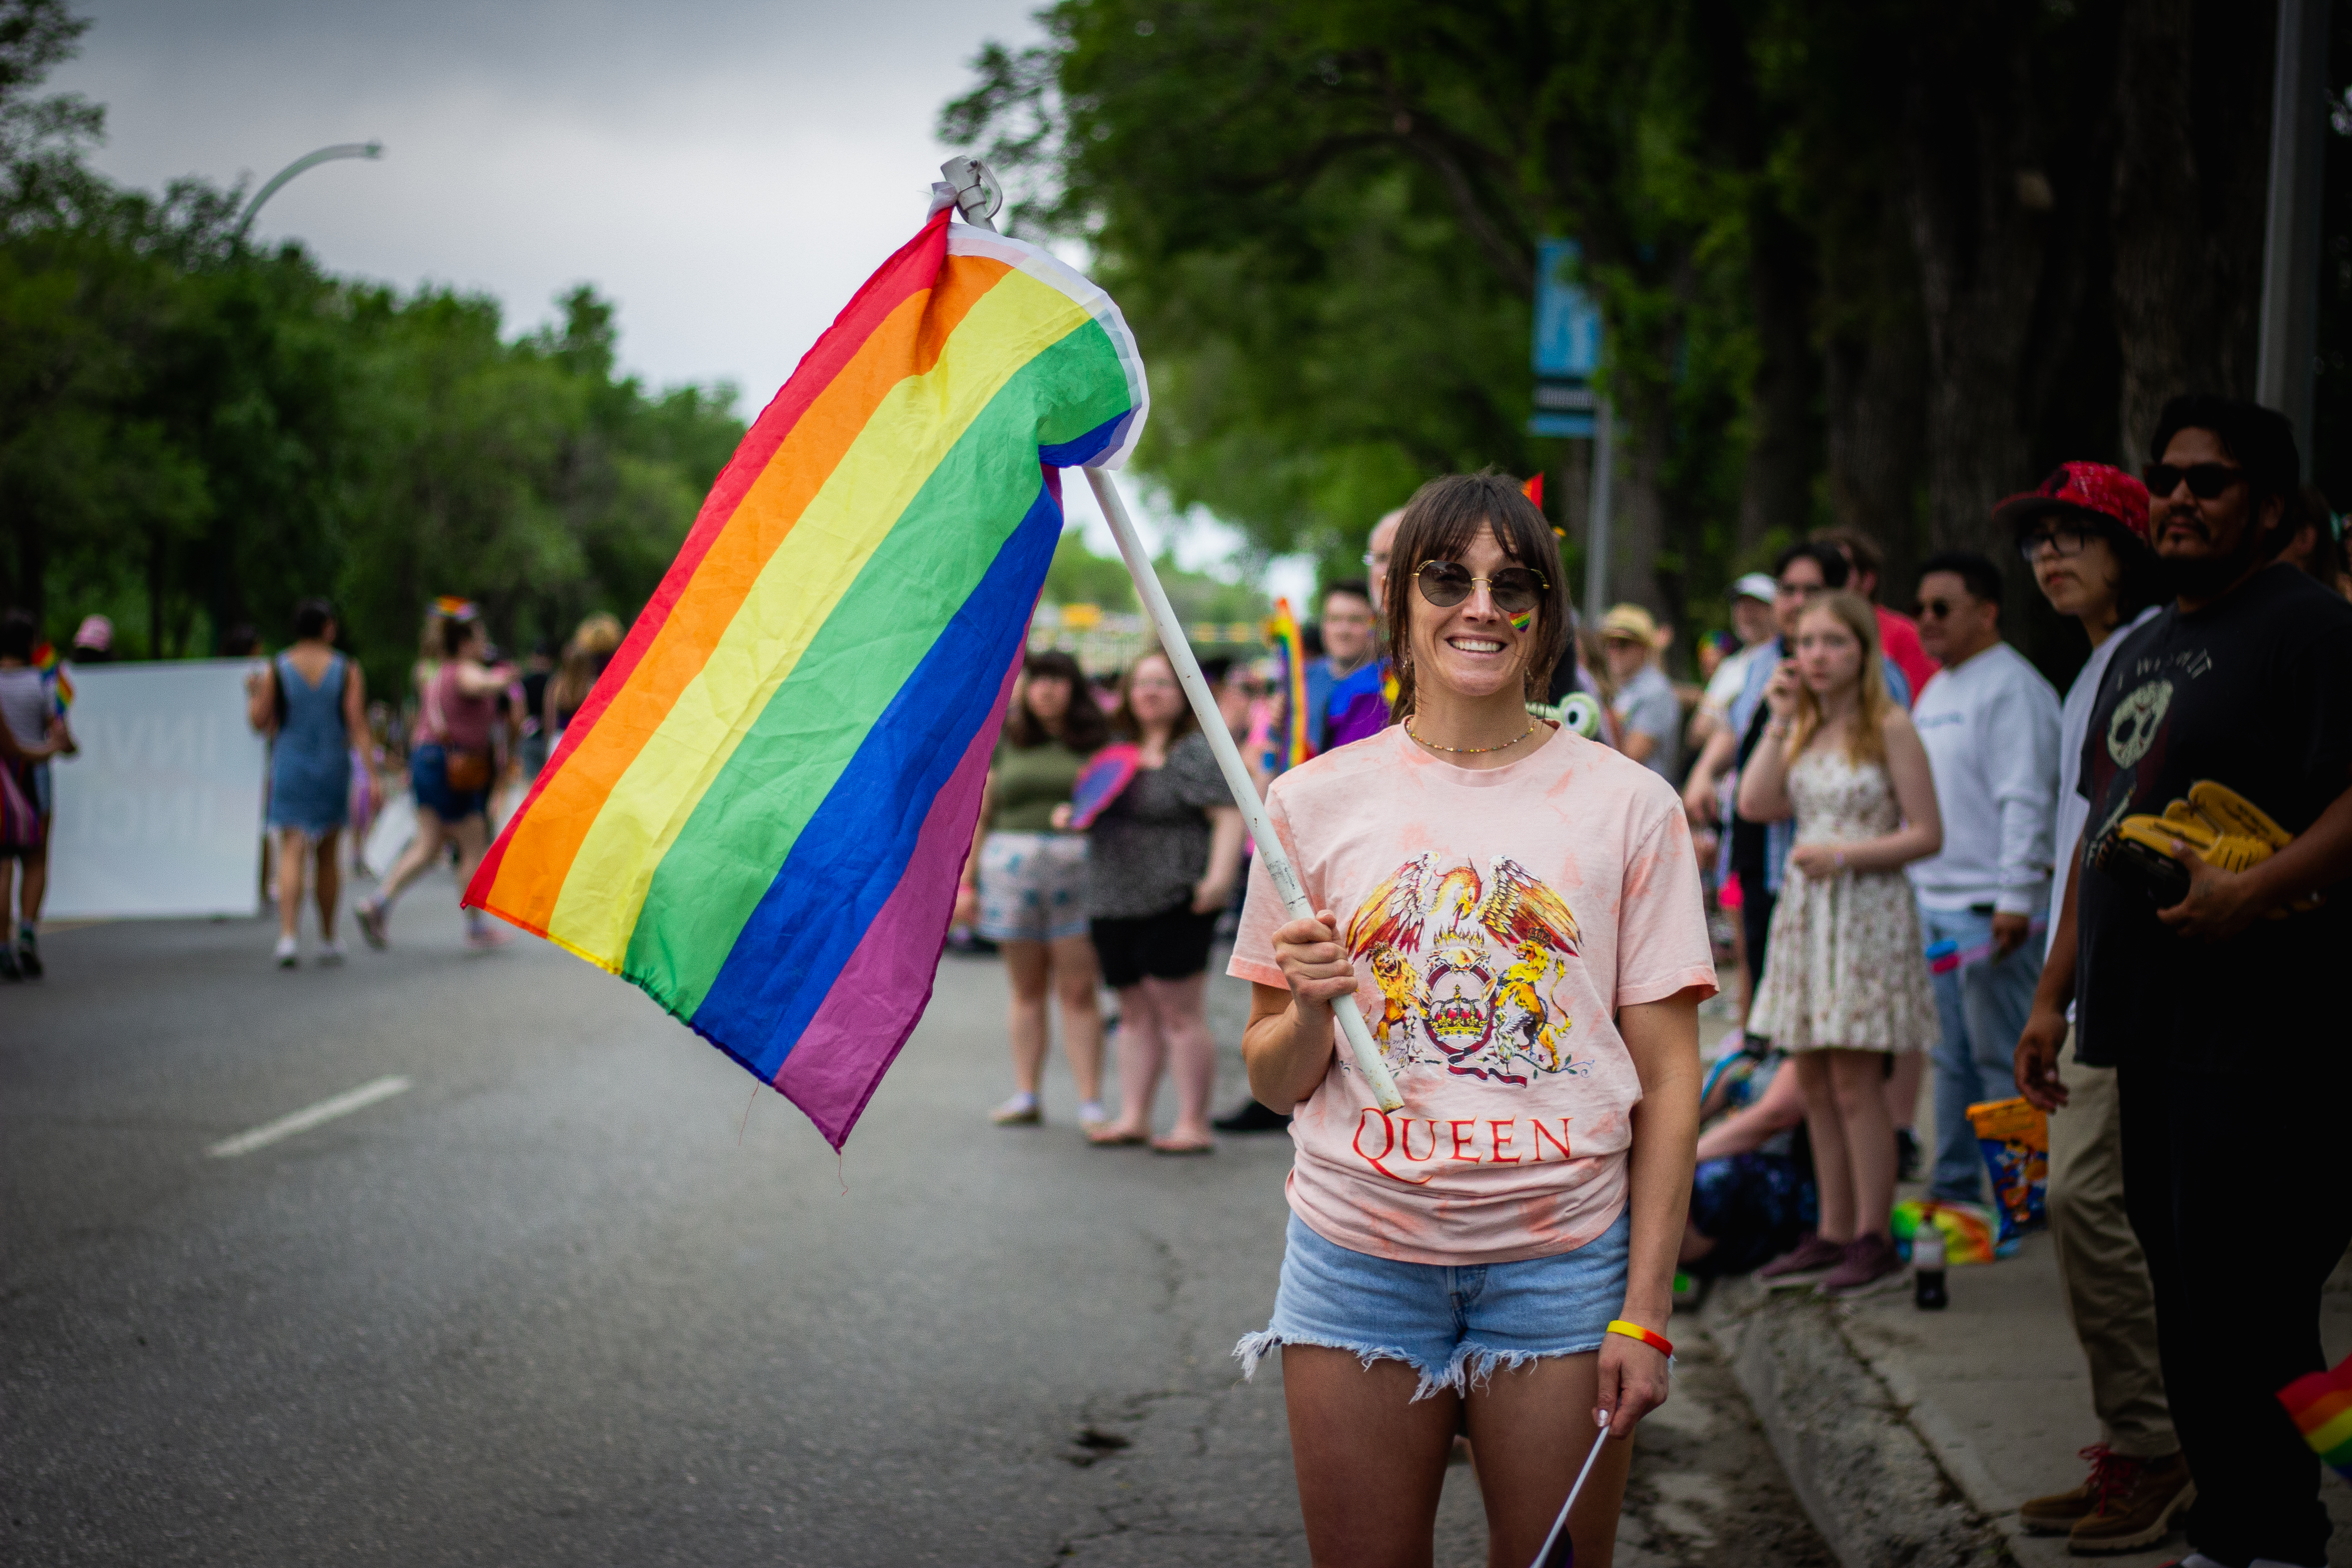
[2,872,1826,1566]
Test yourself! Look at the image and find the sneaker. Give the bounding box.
[990,1093,1042,1126]
[1212,1098,1293,1133]
[1816,1233,1907,1298]
[354,898,389,950]
[274,935,300,968]
[1077,1099,1109,1132]
[1756,1231,1845,1288]
[317,939,347,966]
[15,928,40,979]
[0,944,19,982]
[2021,1447,2193,1552]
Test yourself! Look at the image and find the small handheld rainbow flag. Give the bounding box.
[466,201,1147,1148]
[1267,597,1312,769]
[2278,1351,2352,1481]
[31,642,72,714]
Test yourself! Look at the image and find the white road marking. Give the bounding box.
[206,1076,414,1159]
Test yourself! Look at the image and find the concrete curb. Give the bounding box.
[1700,1275,2013,1568]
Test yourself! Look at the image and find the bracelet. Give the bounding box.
[1765,719,1792,740]
[1605,1319,1673,1357]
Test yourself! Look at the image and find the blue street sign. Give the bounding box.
[1532,239,1601,379]
[1529,238,1601,437]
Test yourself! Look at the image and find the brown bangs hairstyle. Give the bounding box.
[1785,591,1892,767]
[1109,647,1200,744]
[1004,647,1109,751]
[1382,470,1569,725]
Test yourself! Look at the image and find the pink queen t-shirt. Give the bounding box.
[1230,723,1715,1266]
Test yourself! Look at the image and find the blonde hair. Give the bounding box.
[547,612,624,720]
[1784,592,1891,767]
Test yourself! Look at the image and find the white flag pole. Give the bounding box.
[1082,468,1405,1113]
[936,158,1400,1113]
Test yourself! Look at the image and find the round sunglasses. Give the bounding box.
[1414,559,1550,613]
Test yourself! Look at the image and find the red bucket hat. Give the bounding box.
[1993,462,2151,548]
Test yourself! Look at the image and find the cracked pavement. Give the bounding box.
[2,880,1825,1564]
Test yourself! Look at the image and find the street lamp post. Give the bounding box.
[234,140,384,242]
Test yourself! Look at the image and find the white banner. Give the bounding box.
[46,661,267,919]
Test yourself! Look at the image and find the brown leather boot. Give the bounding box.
[2017,1446,2192,1552]
[2066,1450,2191,1554]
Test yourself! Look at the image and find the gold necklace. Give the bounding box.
[1405,718,1536,755]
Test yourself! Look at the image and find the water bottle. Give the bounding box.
[1913,1225,1949,1310]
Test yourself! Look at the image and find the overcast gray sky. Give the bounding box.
[51,0,1297,590]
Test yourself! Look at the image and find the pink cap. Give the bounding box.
[72,614,113,652]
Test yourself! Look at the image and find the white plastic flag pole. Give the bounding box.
[1082,466,1405,1113]
[1529,1410,1612,1568]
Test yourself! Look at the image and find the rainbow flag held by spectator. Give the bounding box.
[31,642,72,714]
[2279,1352,2352,1481]
[465,202,1148,1148]
[1267,597,1312,769]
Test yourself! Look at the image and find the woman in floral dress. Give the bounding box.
[1738,592,1941,1297]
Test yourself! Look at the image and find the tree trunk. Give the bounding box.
[2108,0,2275,460]
[1823,192,1931,593]
[1902,5,2052,556]
[1737,201,1821,553]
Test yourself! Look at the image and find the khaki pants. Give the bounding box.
[2049,1028,2175,1456]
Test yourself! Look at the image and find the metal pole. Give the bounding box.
[2255,0,2331,473]
[235,141,384,241]
[1084,466,1405,1112]
[1583,397,1615,626]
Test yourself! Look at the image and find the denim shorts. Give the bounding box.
[1235,1206,1632,1401]
[411,743,488,822]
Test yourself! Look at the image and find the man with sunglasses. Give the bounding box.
[2015,396,2352,1568]
[1905,550,2061,1210]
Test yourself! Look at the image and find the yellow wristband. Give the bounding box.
[1605,1319,1673,1357]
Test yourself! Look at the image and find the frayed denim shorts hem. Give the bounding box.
[1234,1207,1631,1403]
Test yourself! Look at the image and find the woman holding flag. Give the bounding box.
[1229,472,1710,1567]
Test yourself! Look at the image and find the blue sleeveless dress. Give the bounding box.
[267,652,353,834]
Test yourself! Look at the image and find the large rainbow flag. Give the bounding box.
[466,202,1147,1147]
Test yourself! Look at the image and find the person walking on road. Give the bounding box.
[246,599,372,967]
[1907,551,2061,1206]
[1739,593,1942,1298]
[0,609,74,980]
[1075,649,1244,1154]
[2017,397,2352,1568]
[1996,463,2188,1551]
[956,650,1109,1130]
[356,605,514,951]
[1230,472,1712,1568]
[542,612,622,747]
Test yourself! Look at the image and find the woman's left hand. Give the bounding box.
[1595,1330,1671,1441]
[1191,876,1232,914]
[1787,842,1845,878]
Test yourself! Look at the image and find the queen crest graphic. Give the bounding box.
[1344,853,1586,1086]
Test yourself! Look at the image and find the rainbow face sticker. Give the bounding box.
[1508,608,1534,632]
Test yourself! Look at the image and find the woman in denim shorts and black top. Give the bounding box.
[956,650,1109,1130]
[1230,474,1711,1567]
[1078,649,1245,1154]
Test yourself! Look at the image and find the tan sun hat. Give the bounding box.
[1597,603,1659,645]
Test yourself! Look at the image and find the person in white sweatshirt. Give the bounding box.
[1906,549,2061,1204]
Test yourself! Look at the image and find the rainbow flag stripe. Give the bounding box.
[1268,597,1312,769]
[466,205,1147,1147]
[2279,1353,2352,1479]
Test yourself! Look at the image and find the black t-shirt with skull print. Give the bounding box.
[2074,564,2352,1067]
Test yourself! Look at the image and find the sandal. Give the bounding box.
[1087,1125,1147,1147]
[1151,1136,1215,1156]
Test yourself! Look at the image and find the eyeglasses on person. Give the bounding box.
[1414,559,1548,613]
[2142,462,2246,501]
[2017,521,2098,564]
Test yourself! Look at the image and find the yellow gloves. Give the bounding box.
[2091,781,2311,915]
